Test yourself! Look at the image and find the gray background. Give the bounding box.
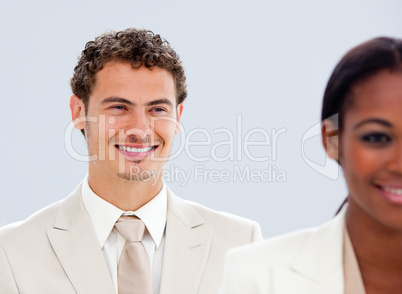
[0,0,400,237]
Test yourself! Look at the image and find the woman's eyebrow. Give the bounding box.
[353,118,393,130]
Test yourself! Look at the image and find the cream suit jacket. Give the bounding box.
[220,207,347,294]
[0,182,262,294]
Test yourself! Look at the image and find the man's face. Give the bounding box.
[71,61,183,183]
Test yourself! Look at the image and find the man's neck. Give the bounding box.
[87,168,164,211]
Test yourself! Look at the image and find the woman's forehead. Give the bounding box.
[347,71,402,110]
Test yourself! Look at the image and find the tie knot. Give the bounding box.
[115,216,146,243]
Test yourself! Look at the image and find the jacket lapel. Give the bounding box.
[47,183,115,294]
[273,207,348,294]
[159,189,213,294]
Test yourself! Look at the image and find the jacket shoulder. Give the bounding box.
[227,212,344,270]
[230,226,317,268]
[219,227,324,294]
[0,182,84,245]
[187,198,255,225]
[168,190,262,242]
[221,209,346,294]
[0,200,62,245]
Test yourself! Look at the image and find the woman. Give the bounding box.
[220,37,402,294]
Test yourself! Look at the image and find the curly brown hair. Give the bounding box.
[70,28,187,109]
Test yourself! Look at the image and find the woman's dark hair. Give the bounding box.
[321,37,402,130]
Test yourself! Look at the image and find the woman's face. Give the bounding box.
[339,70,402,229]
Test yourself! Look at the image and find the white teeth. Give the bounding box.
[383,186,402,195]
[119,146,153,153]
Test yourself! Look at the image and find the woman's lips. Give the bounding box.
[376,184,402,204]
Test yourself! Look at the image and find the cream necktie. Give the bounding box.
[115,216,153,294]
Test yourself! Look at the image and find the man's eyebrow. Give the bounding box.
[100,97,174,107]
[353,118,393,129]
[146,99,174,107]
[101,97,134,106]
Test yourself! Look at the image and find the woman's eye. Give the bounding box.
[361,133,391,144]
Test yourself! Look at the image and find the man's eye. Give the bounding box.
[152,107,166,112]
[361,133,391,144]
[112,105,126,110]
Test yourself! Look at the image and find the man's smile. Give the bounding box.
[115,144,158,160]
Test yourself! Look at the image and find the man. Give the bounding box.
[0,28,262,294]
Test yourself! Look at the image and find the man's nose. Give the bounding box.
[124,111,151,141]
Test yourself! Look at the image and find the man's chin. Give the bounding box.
[117,167,159,183]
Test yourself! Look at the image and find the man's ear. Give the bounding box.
[175,103,184,134]
[321,119,340,161]
[70,94,86,130]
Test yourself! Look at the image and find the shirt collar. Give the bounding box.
[81,175,167,249]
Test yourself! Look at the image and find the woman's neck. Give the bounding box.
[346,199,402,293]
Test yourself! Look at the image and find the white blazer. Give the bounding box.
[220,207,347,294]
[0,182,262,294]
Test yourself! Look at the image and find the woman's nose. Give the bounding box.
[386,142,402,176]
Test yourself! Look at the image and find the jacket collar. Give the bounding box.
[291,205,347,282]
[47,182,116,294]
[159,187,213,294]
[270,205,347,294]
[49,183,214,294]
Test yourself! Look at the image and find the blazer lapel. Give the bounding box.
[273,207,348,294]
[47,183,115,294]
[159,189,213,294]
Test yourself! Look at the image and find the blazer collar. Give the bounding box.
[165,187,205,228]
[51,182,85,230]
[48,184,213,294]
[159,188,213,294]
[291,205,347,282]
[270,206,348,294]
[47,182,116,294]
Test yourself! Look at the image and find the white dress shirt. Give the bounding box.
[81,175,167,294]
